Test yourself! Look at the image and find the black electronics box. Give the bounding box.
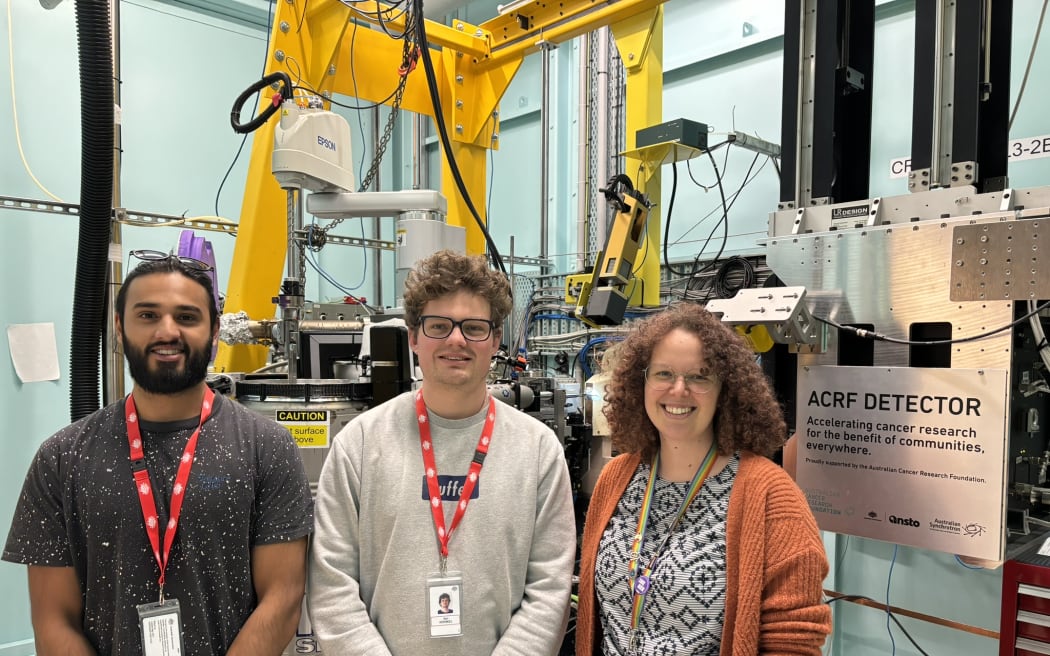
[636,118,708,150]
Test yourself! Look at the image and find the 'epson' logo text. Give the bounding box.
[889,515,920,527]
[317,135,336,151]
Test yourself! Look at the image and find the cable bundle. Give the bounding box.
[712,256,756,299]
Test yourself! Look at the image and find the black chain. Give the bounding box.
[358,72,407,194]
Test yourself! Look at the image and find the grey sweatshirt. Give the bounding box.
[308,390,576,655]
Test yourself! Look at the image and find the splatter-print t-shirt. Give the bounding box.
[3,393,313,655]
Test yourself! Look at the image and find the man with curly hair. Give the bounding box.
[576,303,830,655]
[309,250,576,655]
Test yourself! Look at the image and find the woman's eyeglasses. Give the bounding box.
[130,249,213,272]
[644,368,718,394]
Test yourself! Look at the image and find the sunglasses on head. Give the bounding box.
[129,249,213,272]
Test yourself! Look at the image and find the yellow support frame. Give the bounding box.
[613,7,663,308]
[218,0,668,372]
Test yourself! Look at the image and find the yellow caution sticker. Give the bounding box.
[277,409,329,448]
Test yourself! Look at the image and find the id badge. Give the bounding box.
[426,571,463,638]
[137,598,184,656]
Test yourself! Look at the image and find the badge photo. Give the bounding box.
[426,572,463,638]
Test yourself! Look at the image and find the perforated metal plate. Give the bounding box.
[950,220,1050,301]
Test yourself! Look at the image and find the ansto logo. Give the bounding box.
[889,515,920,527]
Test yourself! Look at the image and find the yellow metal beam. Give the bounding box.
[480,0,666,70]
[613,6,663,307]
[342,1,491,58]
[439,47,520,253]
[221,0,672,372]
[442,141,490,255]
[451,46,521,146]
[298,0,352,91]
[220,0,521,372]
[330,6,519,251]
[215,2,301,373]
[328,25,440,116]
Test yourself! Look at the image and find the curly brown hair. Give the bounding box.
[603,303,787,459]
[403,250,513,333]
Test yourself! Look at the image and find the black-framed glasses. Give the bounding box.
[644,367,718,394]
[130,249,213,272]
[419,315,496,342]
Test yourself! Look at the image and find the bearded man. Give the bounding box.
[4,252,313,656]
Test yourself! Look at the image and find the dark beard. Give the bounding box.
[123,336,211,395]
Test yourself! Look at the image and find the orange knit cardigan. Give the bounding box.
[576,451,831,655]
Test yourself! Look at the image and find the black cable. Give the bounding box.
[685,149,730,289]
[817,301,1050,346]
[721,133,732,182]
[600,172,635,205]
[350,17,368,184]
[343,0,407,10]
[487,114,496,220]
[215,136,251,222]
[597,173,652,278]
[291,82,400,111]
[290,13,407,112]
[671,141,730,268]
[837,534,851,564]
[413,0,506,274]
[295,0,308,33]
[215,0,275,218]
[371,1,407,38]
[1010,0,1049,130]
[825,595,931,656]
[631,222,650,274]
[283,54,305,89]
[683,139,729,191]
[352,0,410,38]
[663,162,693,277]
[231,71,293,134]
[712,255,756,298]
[684,151,762,291]
[673,151,768,247]
[685,159,714,191]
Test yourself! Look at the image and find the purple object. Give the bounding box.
[633,574,650,595]
[177,230,220,359]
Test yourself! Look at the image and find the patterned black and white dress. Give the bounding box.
[594,454,738,655]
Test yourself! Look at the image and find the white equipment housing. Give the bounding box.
[272,99,355,193]
[306,189,463,307]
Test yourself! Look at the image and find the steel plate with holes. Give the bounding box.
[766,217,1013,371]
[950,220,1049,301]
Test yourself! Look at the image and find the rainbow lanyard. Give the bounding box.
[626,444,718,649]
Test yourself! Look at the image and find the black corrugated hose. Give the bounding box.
[70,1,114,421]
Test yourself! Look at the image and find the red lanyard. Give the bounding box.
[415,390,495,562]
[125,387,215,599]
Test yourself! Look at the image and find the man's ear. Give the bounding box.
[114,313,124,342]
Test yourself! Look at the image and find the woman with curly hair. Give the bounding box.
[576,303,830,655]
